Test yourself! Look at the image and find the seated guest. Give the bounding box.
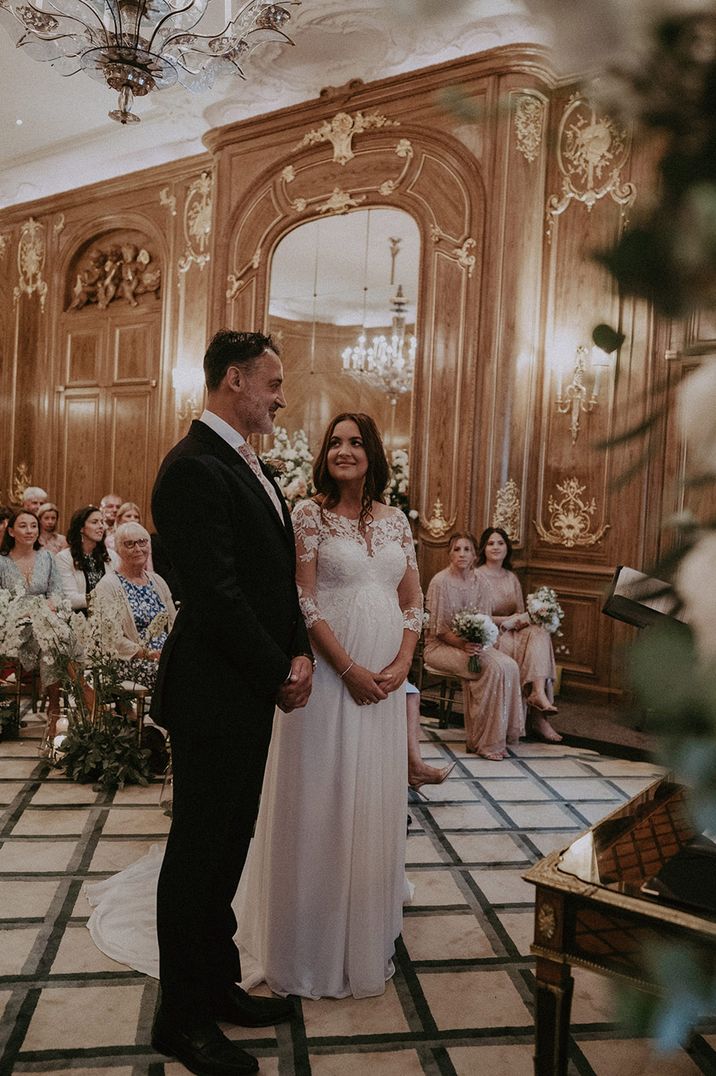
[56,505,119,610]
[21,486,48,515]
[407,682,454,790]
[475,527,560,742]
[37,503,68,554]
[100,492,123,551]
[115,502,153,569]
[93,521,176,692]
[0,506,10,545]
[424,532,524,760]
[0,509,63,740]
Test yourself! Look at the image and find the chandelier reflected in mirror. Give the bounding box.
[0,0,299,123]
[342,230,417,406]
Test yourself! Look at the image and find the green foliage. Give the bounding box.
[57,712,151,790]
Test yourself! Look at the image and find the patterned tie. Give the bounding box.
[237,442,285,522]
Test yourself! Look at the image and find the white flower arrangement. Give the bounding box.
[261,426,314,509]
[526,586,564,636]
[386,448,410,512]
[451,609,499,673]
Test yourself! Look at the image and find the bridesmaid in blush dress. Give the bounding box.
[475,526,560,743]
[423,533,524,761]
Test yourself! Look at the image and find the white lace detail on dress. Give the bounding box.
[292,500,423,632]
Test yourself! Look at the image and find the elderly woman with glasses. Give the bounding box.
[93,521,176,692]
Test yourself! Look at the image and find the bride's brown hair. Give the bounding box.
[313,412,389,526]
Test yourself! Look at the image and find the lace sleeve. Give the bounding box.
[292,500,324,629]
[395,511,423,633]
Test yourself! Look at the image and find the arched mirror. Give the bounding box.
[267,208,420,457]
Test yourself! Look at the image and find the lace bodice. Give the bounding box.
[292,500,423,633]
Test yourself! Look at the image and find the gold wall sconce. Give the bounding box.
[172,365,205,422]
[555,324,624,445]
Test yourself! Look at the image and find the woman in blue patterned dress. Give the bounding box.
[93,521,176,693]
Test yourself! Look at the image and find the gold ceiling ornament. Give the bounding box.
[13,217,48,311]
[294,111,399,166]
[422,497,456,541]
[546,93,636,240]
[534,475,610,548]
[0,0,300,125]
[429,225,477,278]
[492,478,521,543]
[514,93,545,163]
[178,170,213,273]
[159,187,177,217]
[0,232,10,261]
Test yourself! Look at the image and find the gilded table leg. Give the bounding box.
[533,956,574,1076]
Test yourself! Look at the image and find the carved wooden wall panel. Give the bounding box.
[58,392,102,515]
[107,389,156,517]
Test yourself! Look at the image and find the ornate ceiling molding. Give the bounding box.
[546,93,636,240]
[13,217,48,311]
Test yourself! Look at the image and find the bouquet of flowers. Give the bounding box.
[451,609,499,673]
[526,586,564,636]
[261,426,314,509]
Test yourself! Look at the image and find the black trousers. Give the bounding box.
[156,699,274,1024]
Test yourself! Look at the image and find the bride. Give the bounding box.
[87,412,423,1000]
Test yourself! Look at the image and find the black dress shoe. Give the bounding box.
[213,984,295,1027]
[151,1011,258,1075]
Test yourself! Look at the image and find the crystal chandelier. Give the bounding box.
[342,283,417,404]
[0,0,299,124]
[342,231,417,405]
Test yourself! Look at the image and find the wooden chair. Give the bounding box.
[421,663,462,730]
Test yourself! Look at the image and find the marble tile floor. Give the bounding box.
[1,714,715,1075]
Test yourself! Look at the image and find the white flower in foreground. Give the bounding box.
[676,531,716,659]
[679,356,716,476]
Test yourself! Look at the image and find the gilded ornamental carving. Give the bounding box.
[13,217,48,311]
[316,188,366,215]
[422,498,456,541]
[546,94,636,238]
[514,94,544,163]
[492,478,521,543]
[534,476,610,548]
[294,110,399,166]
[0,232,9,261]
[429,225,477,278]
[178,170,213,273]
[537,900,557,941]
[159,187,177,216]
[69,244,161,310]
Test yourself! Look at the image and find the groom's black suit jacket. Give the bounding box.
[150,418,311,1020]
[151,418,310,735]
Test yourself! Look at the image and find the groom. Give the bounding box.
[150,331,313,1075]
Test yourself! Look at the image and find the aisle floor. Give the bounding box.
[1,715,714,1075]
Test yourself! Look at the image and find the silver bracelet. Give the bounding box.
[339,660,354,679]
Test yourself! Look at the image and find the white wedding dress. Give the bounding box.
[86,500,423,1000]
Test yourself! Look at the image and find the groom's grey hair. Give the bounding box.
[203,330,280,392]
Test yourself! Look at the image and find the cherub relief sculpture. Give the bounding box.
[68,244,161,311]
